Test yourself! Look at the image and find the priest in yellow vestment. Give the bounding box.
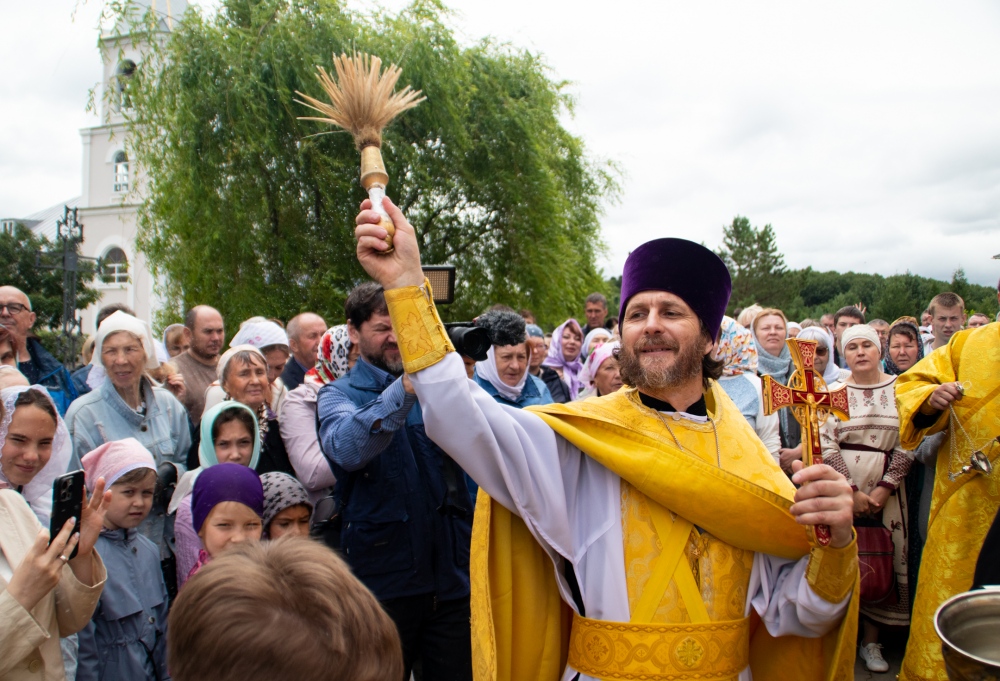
[354,197,860,681]
[896,324,1000,681]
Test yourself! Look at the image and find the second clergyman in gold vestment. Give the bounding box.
[896,325,1000,681]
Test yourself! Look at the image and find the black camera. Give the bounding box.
[445,323,491,362]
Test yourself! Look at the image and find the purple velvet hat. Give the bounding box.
[191,462,264,533]
[618,238,732,339]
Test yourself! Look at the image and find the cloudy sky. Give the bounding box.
[3,0,999,285]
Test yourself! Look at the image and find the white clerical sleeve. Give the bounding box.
[749,553,851,638]
[412,352,610,565]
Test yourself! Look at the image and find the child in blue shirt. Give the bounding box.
[77,438,170,681]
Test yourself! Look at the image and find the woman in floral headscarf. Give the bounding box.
[543,319,585,400]
[711,316,780,463]
[279,325,355,503]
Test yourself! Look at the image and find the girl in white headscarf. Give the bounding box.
[0,385,72,525]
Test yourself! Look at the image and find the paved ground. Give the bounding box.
[854,627,907,680]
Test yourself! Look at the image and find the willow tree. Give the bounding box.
[116,0,617,327]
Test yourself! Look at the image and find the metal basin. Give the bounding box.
[935,588,1000,681]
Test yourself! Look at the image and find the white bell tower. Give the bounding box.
[77,0,188,332]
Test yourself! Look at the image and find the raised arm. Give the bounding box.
[353,197,581,557]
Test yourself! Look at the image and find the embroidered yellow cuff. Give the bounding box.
[384,278,455,374]
[805,530,858,603]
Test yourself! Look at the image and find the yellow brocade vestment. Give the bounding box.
[381,284,859,681]
[896,326,1000,681]
[469,386,859,681]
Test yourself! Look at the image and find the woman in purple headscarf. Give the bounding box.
[543,319,585,400]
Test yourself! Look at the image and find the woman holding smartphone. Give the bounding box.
[0,385,111,680]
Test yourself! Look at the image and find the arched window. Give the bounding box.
[102,247,129,284]
[115,60,137,112]
[113,151,129,193]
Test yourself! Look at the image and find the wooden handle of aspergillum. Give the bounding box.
[360,146,395,253]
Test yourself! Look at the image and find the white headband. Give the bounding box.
[841,324,880,351]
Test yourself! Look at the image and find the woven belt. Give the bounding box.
[568,612,750,681]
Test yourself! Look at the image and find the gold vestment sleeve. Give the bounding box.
[384,278,455,373]
[805,529,858,604]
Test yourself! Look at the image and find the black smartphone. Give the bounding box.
[49,470,85,560]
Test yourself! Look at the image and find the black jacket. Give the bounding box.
[538,366,572,403]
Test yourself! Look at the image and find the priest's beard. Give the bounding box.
[617,335,704,391]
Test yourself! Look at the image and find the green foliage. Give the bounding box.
[718,215,998,322]
[0,224,100,331]
[115,0,618,329]
[717,217,792,311]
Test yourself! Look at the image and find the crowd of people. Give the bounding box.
[0,241,996,681]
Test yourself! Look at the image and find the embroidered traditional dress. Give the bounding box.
[895,326,1000,681]
[820,376,913,626]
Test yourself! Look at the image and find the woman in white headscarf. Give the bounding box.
[0,384,108,681]
[472,310,552,409]
[0,385,73,526]
[64,311,191,556]
[819,324,914,671]
[581,327,612,360]
[795,325,850,387]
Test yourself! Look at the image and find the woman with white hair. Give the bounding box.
[202,318,291,418]
[64,311,190,557]
[212,344,293,477]
[819,324,913,673]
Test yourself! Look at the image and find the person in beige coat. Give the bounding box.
[0,386,110,681]
[0,489,108,680]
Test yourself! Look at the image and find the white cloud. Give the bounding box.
[4,0,999,289]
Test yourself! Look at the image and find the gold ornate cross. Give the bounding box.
[761,338,851,547]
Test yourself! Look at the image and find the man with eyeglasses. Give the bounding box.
[0,285,78,414]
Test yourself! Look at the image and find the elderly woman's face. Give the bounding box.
[756,315,787,356]
[888,332,919,372]
[561,327,582,362]
[101,331,146,391]
[593,357,623,397]
[223,357,270,410]
[495,343,529,387]
[844,338,880,375]
[813,343,831,375]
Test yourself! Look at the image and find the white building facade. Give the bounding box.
[3,0,187,334]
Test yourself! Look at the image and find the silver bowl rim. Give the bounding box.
[934,587,1000,669]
